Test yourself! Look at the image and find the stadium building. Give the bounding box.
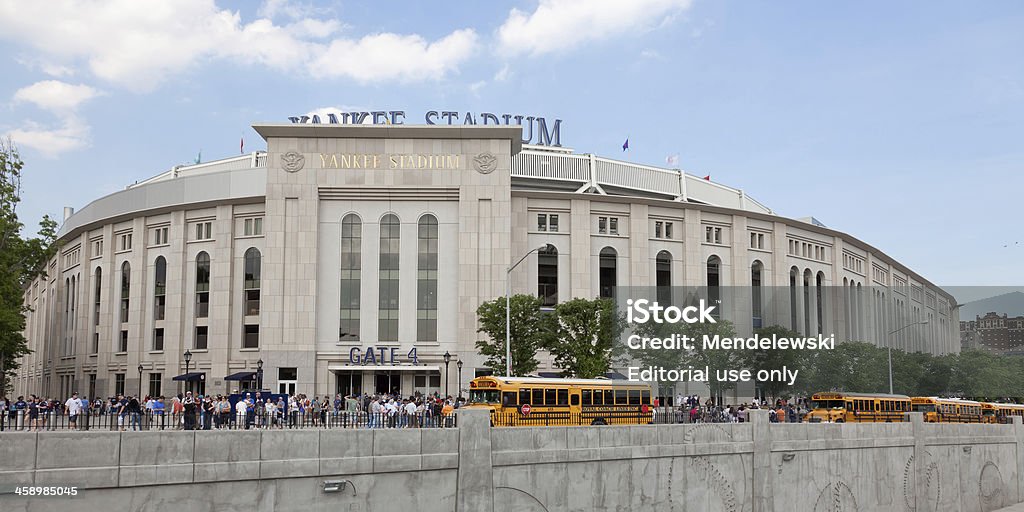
[11,123,959,403]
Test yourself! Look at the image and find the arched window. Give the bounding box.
[154,256,166,321]
[379,214,400,341]
[244,248,261,316]
[843,277,850,339]
[707,256,721,315]
[538,245,558,306]
[92,267,102,353]
[789,266,799,331]
[340,214,361,341]
[417,215,438,341]
[195,252,210,318]
[751,261,763,328]
[599,247,617,299]
[803,269,812,335]
[656,251,672,305]
[120,261,131,323]
[816,271,825,334]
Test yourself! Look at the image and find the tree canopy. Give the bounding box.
[1,137,59,393]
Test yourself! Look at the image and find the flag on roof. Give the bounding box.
[703,175,711,181]
[195,150,201,165]
[622,138,629,151]
[666,154,679,167]
[240,137,244,154]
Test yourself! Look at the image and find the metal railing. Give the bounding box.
[0,409,458,431]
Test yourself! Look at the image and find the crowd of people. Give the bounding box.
[0,391,464,431]
[655,395,811,424]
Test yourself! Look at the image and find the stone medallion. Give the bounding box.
[281,151,305,172]
[473,152,497,174]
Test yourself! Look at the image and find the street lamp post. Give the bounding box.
[443,351,451,398]
[183,349,192,394]
[887,320,929,394]
[256,359,264,391]
[506,244,551,376]
[457,359,464,399]
[137,364,144,398]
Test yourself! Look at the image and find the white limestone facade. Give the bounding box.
[12,124,958,402]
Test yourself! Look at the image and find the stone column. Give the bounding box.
[909,412,929,511]
[457,408,494,512]
[751,409,773,512]
[1014,416,1024,504]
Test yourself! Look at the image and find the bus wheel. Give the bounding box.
[835,419,845,423]
[591,418,607,426]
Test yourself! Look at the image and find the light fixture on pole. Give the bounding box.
[887,320,928,394]
[183,349,192,393]
[443,351,451,398]
[506,244,551,377]
[137,363,144,398]
[457,359,464,399]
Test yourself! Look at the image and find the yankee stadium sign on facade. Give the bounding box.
[288,110,563,147]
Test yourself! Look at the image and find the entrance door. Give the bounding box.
[375,372,399,395]
[336,372,362,397]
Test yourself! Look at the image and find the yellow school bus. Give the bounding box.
[804,392,911,423]
[464,376,654,426]
[911,397,984,423]
[981,402,1024,424]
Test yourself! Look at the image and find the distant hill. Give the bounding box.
[959,291,1024,320]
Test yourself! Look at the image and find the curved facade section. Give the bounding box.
[14,124,957,402]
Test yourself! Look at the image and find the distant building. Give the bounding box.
[960,312,1024,352]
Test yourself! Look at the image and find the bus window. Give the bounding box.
[571,394,579,406]
[641,390,651,405]
[593,390,603,405]
[545,389,557,406]
[628,390,640,405]
[604,390,614,405]
[582,389,592,405]
[533,388,544,406]
[520,389,531,406]
[615,389,627,405]
[502,392,517,407]
[557,389,568,406]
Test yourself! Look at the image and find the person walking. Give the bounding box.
[64,392,83,430]
[182,392,197,430]
[127,395,142,431]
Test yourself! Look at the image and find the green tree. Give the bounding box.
[738,325,810,401]
[673,319,744,402]
[799,341,888,394]
[545,298,625,378]
[475,294,552,376]
[0,138,59,393]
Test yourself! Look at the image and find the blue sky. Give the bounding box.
[0,0,1021,287]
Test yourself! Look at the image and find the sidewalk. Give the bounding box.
[997,503,1024,511]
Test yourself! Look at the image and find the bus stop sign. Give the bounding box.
[520,403,532,415]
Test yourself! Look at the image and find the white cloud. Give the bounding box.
[311,29,478,83]
[6,116,90,157]
[0,0,479,92]
[640,49,664,60]
[496,0,693,57]
[494,63,511,82]
[469,80,487,95]
[13,81,101,112]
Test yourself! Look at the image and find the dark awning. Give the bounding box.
[224,371,257,381]
[172,372,206,382]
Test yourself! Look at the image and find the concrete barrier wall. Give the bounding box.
[1,412,1022,512]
